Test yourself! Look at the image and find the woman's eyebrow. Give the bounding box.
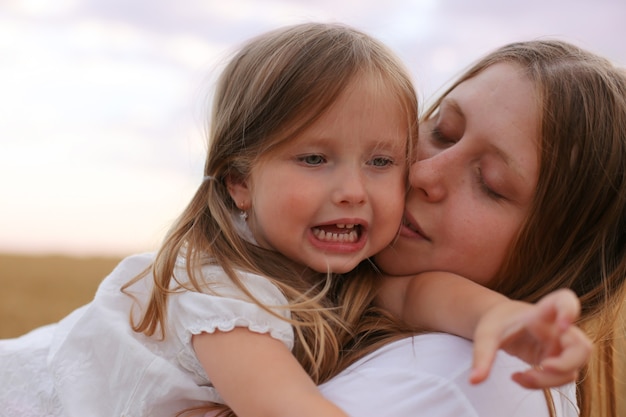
[443,97,528,183]
[487,143,525,180]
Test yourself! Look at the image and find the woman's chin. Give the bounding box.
[373,247,419,276]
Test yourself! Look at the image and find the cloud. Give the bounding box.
[1,0,625,256]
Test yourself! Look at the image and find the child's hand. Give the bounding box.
[469,288,592,389]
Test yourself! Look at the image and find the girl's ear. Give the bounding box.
[225,174,251,210]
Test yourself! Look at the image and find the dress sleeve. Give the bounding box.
[47,255,296,415]
[167,266,294,381]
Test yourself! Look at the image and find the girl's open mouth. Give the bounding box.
[312,224,361,243]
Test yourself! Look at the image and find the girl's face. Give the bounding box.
[376,63,540,285]
[229,74,408,273]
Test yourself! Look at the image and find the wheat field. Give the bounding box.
[1,253,623,413]
[0,253,122,338]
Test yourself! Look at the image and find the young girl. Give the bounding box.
[0,23,589,417]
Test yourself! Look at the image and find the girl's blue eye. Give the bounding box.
[299,154,326,165]
[369,156,394,167]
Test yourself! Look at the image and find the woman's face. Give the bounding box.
[375,63,541,285]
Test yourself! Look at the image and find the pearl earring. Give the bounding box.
[238,201,248,221]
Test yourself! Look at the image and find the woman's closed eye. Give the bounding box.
[476,167,506,200]
[430,127,458,148]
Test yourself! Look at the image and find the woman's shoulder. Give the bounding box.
[342,333,476,380]
[320,333,578,417]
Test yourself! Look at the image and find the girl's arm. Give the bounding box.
[376,272,592,388]
[193,328,348,417]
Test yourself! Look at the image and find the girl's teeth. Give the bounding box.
[313,228,358,243]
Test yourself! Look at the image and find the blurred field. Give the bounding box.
[0,253,122,338]
[0,252,624,414]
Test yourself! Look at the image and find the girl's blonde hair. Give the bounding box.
[418,40,626,417]
[124,22,417,415]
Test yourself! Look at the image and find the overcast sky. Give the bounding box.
[1,0,625,257]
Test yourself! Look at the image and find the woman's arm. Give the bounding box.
[193,328,348,417]
[376,272,591,387]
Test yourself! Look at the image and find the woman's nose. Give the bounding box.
[409,155,447,202]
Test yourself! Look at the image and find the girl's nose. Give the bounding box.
[333,169,367,206]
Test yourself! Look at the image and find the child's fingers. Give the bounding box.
[524,289,581,358]
[539,326,593,372]
[512,326,591,389]
[470,315,519,385]
[536,288,580,330]
[511,367,578,389]
[469,346,497,385]
[469,322,499,384]
[471,290,588,389]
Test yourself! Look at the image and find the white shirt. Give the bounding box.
[319,333,579,417]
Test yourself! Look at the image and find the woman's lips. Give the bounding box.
[399,214,430,241]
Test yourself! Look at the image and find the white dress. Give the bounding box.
[0,253,292,417]
[319,333,579,417]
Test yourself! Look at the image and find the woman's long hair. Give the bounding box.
[421,40,626,417]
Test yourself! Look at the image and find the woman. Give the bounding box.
[321,39,626,417]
